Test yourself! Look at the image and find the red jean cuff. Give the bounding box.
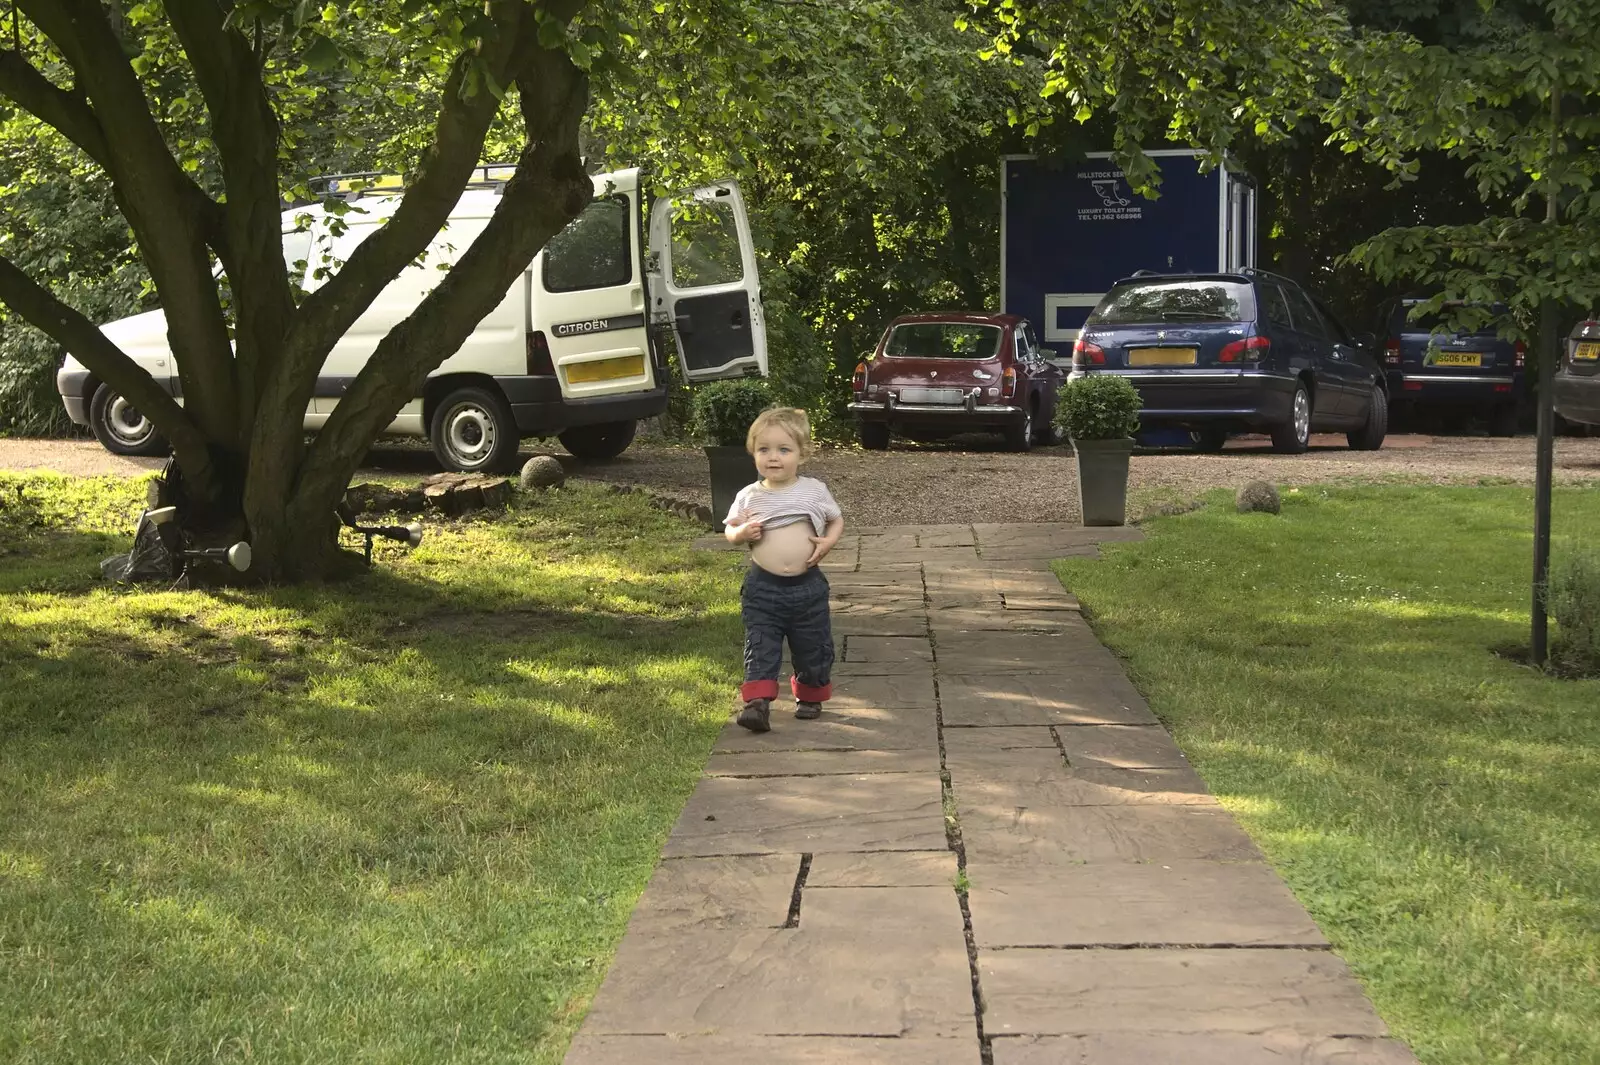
[790,676,832,702]
[741,679,780,701]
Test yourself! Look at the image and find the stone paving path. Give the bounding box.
[564,524,1418,1064]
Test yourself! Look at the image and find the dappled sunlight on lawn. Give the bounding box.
[0,475,744,1064]
[1057,485,1600,1064]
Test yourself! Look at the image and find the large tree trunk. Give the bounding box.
[1,0,594,584]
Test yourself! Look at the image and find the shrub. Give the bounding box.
[1055,374,1142,440]
[691,378,776,447]
[1548,550,1600,675]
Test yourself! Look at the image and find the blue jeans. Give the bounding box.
[739,564,834,703]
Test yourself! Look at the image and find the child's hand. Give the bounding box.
[734,520,763,544]
[806,535,832,566]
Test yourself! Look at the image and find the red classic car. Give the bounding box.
[847,313,1065,451]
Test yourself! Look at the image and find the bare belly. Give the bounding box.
[751,521,815,576]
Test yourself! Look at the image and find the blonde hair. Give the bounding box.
[746,406,815,460]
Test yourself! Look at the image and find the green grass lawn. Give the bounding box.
[0,474,742,1064]
[1055,484,1600,1065]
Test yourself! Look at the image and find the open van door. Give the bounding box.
[648,180,768,381]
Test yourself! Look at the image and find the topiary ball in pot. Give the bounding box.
[1055,374,1142,526]
[692,378,776,447]
[1054,373,1142,441]
[691,378,775,530]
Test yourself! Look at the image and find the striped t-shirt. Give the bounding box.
[726,476,842,536]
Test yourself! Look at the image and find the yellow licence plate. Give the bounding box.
[1576,342,1600,362]
[1429,351,1482,367]
[1128,347,1198,367]
[565,354,646,384]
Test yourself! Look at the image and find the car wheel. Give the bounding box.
[1347,385,1389,451]
[1270,382,1313,454]
[1190,428,1228,452]
[89,383,170,457]
[429,386,520,472]
[1489,404,1518,437]
[1005,407,1034,452]
[858,421,891,450]
[558,419,637,460]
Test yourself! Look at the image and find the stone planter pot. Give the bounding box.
[704,445,752,531]
[1072,437,1134,526]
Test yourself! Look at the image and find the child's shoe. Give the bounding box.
[737,698,772,732]
[795,701,822,720]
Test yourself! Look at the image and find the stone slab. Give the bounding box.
[929,608,1089,635]
[714,705,939,754]
[957,803,1263,866]
[980,948,1389,1038]
[942,725,1061,751]
[1001,595,1081,612]
[862,544,979,565]
[844,634,935,665]
[952,769,1215,805]
[801,884,965,936]
[806,850,958,887]
[664,773,948,856]
[939,674,1156,726]
[832,611,929,638]
[936,633,1124,675]
[966,859,1326,948]
[580,927,975,1038]
[981,545,1100,561]
[918,527,977,548]
[1055,725,1190,770]
[943,746,1071,785]
[829,672,938,710]
[989,1034,1417,1065]
[706,749,938,776]
[567,1035,978,1065]
[629,855,798,933]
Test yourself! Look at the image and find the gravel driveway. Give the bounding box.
[5,433,1598,526]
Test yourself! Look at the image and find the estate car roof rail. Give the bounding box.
[307,162,520,200]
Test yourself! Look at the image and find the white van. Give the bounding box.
[55,166,768,470]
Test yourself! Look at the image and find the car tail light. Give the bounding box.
[1001,366,1017,398]
[1494,383,1512,393]
[851,361,868,393]
[1513,340,1526,369]
[1384,337,1401,366]
[1219,336,1271,363]
[1072,336,1106,366]
[526,331,554,376]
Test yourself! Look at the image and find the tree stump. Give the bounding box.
[419,473,510,516]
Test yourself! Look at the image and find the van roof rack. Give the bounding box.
[308,162,519,200]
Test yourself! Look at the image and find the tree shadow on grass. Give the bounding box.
[0,506,744,1062]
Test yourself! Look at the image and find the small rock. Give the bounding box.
[519,454,566,490]
[1236,480,1281,514]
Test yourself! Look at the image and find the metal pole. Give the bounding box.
[1532,86,1561,665]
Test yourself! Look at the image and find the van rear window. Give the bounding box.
[543,196,631,293]
[884,323,1002,360]
[1088,280,1256,325]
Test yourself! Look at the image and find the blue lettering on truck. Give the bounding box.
[1001,152,1255,349]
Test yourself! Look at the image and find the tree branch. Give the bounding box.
[290,39,593,512]
[0,253,215,488]
[162,0,294,430]
[0,48,110,167]
[19,0,239,451]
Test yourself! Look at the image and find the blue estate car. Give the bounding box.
[1381,299,1525,436]
[1071,269,1388,453]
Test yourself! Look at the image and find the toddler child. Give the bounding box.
[723,407,844,732]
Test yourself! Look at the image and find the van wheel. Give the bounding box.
[1347,386,1388,451]
[858,421,890,450]
[1271,383,1313,454]
[558,420,637,460]
[430,386,520,473]
[90,384,169,457]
